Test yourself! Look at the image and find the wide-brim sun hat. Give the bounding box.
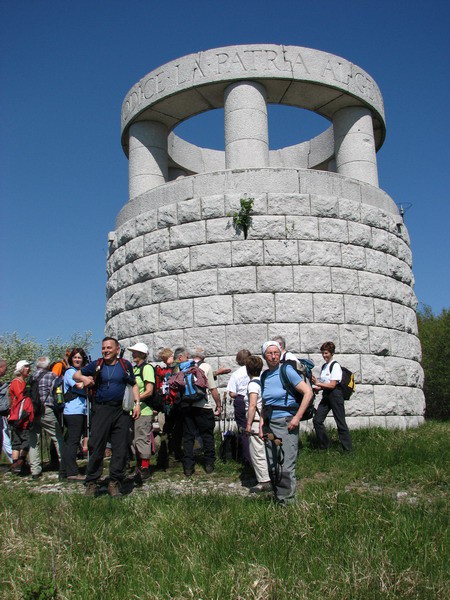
[127,342,149,355]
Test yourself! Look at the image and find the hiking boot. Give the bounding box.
[183,468,194,477]
[204,463,214,474]
[85,482,98,497]
[10,459,24,474]
[107,480,122,498]
[139,468,151,482]
[249,481,272,493]
[67,474,85,482]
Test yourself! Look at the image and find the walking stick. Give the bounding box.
[86,354,92,462]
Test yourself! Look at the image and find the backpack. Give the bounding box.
[0,382,10,415]
[152,364,175,412]
[13,396,34,430]
[50,372,80,411]
[26,370,47,418]
[327,361,356,400]
[91,358,134,397]
[134,363,162,410]
[261,358,316,422]
[169,361,209,405]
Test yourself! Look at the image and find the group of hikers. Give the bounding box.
[0,335,353,504]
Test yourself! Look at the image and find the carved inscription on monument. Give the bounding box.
[121,45,383,126]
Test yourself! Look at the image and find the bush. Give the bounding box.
[0,331,93,381]
[417,305,450,420]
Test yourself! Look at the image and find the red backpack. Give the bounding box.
[153,365,177,412]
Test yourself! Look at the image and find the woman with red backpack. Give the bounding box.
[9,360,34,474]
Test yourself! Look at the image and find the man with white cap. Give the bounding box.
[127,342,155,483]
[260,340,313,504]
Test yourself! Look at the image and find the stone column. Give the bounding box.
[224,81,269,169]
[333,107,379,186]
[128,121,168,199]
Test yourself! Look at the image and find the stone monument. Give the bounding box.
[105,45,425,429]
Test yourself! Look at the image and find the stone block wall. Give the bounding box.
[105,168,425,429]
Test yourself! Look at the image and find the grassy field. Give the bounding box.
[0,421,448,600]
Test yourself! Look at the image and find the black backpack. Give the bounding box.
[0,382,10,415]
[51,372,80,412]
[25,370,47,418]
[327,361,356,400]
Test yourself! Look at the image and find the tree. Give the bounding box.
[0,331,93,381]
[417,305,450,420]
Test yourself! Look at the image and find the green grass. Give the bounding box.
[0,422,448,600]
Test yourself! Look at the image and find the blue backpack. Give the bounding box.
[177,361,208,404]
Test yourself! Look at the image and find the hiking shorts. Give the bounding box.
[10,425,30,451]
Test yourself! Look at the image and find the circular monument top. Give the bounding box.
[121,44,385,155]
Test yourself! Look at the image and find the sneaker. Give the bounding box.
[85,482,98,497]
[31,473,42,480]
[183,468,194,477]
[249,482,272,493]
[107,480,122,498]
[204,464,214,474]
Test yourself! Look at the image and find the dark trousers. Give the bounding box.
[157,405,183,468]
[165,405,183,459]
[63,414,86,476]
[181,406,215,471]
[234,395,251,464]
[313,388,353,451]
[86,403,131,482]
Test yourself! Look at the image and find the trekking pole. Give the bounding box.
[86,354,92,462]
[238,427,283,446]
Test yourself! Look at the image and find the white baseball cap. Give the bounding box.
[15,360,31,371]
[127,342,149,355]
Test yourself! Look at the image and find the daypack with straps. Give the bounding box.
[91,358,134,395]
[0,381,10,415]
[8,379,34,429]
[261,358,316,422]
[326,361,356,400]
[168,360,209,405]
[51,368,82,411]
[153,364,176,412]
[25,370,48,418]
[133,362,162,410]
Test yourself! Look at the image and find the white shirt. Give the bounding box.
[246,378,263,416]
[226,365,250,396]
[320,361,342,383]
[281,351,301,369]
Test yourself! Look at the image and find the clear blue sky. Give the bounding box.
[1,0,449,357]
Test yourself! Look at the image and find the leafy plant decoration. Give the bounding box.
[229,197,254,239]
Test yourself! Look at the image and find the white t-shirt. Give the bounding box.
[320,361,342,383]
[281,351,301,369]
[246,378,262,418]
[226,365,250,397]
[192,362,217,410]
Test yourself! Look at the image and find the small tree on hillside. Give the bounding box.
[417,305,450,420]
